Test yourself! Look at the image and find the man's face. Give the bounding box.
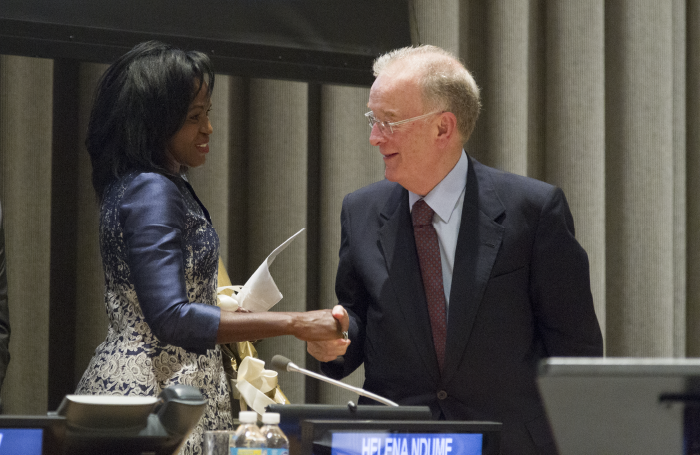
[367,71,439,194]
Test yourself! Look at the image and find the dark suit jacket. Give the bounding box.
[321,155,603,455]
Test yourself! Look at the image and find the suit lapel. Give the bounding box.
[378,185,441,381]
[443,157,505,383]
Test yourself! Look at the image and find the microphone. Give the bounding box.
[270,355,399,407]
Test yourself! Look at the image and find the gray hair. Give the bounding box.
[373,45,481,143]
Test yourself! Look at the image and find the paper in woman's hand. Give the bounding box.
[216,228,304,313]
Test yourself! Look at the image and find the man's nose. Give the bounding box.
[369,124,386,146]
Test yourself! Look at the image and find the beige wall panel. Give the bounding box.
[483,0,530,175]
[545,0,606,343]
[687,1,700,356]
[671,0,686,357]
[246,79,309,403]
[73,63,110,381]
[0,55,53,413]
[317,85,384,404]
[605,1,675,356]
[410,0,459,53]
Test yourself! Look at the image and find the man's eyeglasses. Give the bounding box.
[364,110,441,135]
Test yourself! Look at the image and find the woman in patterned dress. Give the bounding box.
[75,41,347,455]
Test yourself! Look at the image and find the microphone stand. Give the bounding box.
[271,355,399,407]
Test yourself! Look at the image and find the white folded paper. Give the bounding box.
[235,357,279,416]
[217,228,304,313]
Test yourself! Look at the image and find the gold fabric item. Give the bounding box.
[217,257,289,413]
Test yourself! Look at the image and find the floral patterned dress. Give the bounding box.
[76,171,232,455]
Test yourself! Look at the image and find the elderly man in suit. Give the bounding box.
[307,45,603,455]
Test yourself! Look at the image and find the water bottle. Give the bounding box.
[229,411,266,455]
[260,412,289,455]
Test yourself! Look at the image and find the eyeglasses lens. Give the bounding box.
[372,117,389,134]
[366,112,393,135]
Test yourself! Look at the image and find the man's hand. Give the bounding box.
[307,305,351,362]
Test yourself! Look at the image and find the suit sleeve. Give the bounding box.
[121,173,221,353]
[321,194,368,379]
[530,187,603,356]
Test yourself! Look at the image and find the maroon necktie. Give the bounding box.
[411,199,447,370]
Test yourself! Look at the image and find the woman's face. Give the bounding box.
[166,84,213,172]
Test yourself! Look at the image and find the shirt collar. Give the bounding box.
[409,150,468,223]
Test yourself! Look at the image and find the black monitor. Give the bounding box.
[300,420,502,455]
[537,357,700,455]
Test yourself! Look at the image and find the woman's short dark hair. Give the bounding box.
[86,40,215,200]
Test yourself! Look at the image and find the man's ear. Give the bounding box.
[435,112,458,146]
